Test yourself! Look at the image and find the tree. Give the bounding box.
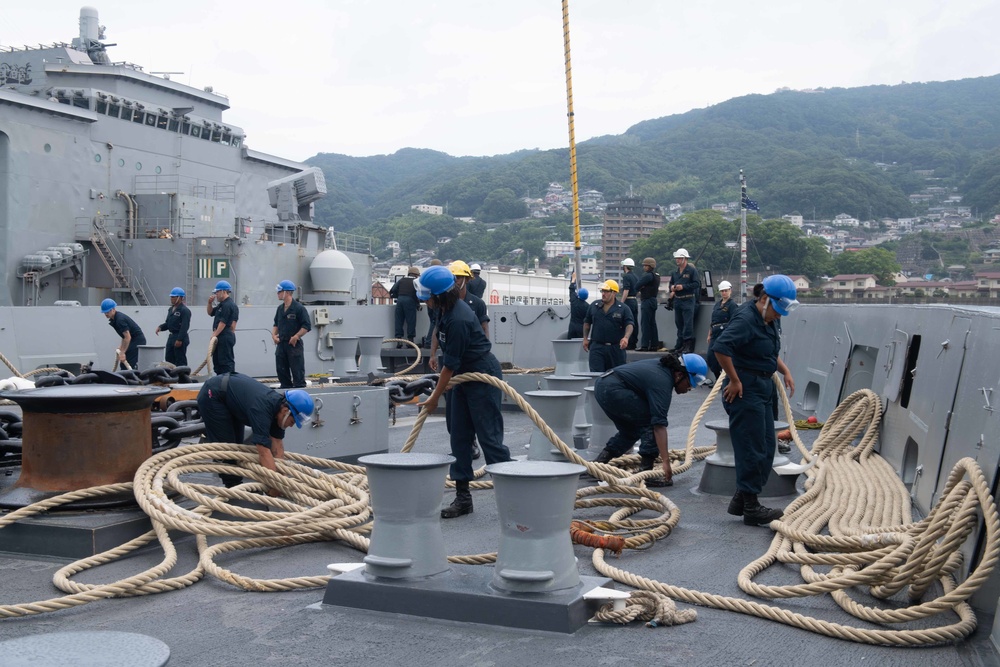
[476,188,528,223]
[834,247,901,285]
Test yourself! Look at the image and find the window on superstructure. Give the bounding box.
[96,101,107,114]
[190,125,200,138]
[108,103,120,118]
[221,133,231,146]
[157,116,168,130]
[72,98,89,110]
[201,128,212,141]
[133,111,145,124]
[211,130,221,143]
[182,121,191,135]
[168,119,179,132]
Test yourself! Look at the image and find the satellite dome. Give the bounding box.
[309,248,354,298]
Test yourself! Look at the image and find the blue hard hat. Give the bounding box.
[100,298,117,313]
[285,389,315,428]
[762,274,799,316]
[419,265,455,296]
[682,353,709,387]
[213,280,232,293]
[276,280,296,293]
[169,287,186,298]
[577,287,589,301]
[413,278,431,302]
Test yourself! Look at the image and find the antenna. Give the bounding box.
[150,71,184,80]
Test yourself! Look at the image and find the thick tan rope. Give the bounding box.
[191,336,217,376]
[0,351,24,378]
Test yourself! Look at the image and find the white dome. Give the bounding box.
[309,249,354,295]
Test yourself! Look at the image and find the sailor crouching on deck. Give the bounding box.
[417,265,512,519]
[197,372,315,493]
[207,280,239,375]
[590,353,708,486]
[712,274,797,526]
[155,287,192,366]
[272,280,311,388]
[102,298,146,370]
[582,279,634,372]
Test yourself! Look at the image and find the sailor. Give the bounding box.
[634,258,661,351]
[389,267,420,347]
[421,259,444,347]
[197,372,315,492]
[582,280,634,372]
[567,274,589,339]
[619,258,639,350]
[154,287,191,367]
[712,274,797,527]
[705,280,734,381]
[207,280,239,375]
[429,260,489,461]
[271,280,311,388]
[466,263,487,299]
[667,248,701,353]
[591,353,708,487]
[101,299,146,370]
[417,265,511,518]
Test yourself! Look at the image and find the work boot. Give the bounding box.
[441,481,473,519]
[683,339,696,353]
[471,439,481,460]
[593,448,617,465]
[741,493,783,526]
[727,490,745,516]
[639,454,656,471]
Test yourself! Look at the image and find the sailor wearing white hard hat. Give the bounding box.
[466,263,486,299]
[619,258,639,349]
[705,280,735,382]
[667,249,701,353]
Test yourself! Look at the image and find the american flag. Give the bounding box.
[741,192,759,211]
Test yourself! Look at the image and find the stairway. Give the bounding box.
[90,222,150,306]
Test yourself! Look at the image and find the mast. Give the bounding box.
[739,170,748,305]
[561,0,583,286]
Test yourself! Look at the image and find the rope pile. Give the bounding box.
[0,371,996,646]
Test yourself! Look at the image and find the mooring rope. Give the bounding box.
[0,374,996,647]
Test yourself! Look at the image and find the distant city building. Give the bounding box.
[544,240,601,259]
[411,204,443,215]
[782,214,804,228]
[601,196,664,280]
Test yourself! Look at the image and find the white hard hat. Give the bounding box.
[673,248,690,259]
[621,258,635,267]
[470,263,482,271]
[718,280,732,290]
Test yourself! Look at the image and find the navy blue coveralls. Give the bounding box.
[108,311,146,369]
[437,298,511,483]
[158,303,191,366]
[273,299,311,388]
[635,270,661,350]
[390,276,418,342]
[466,274,487,299]
[621,270,639,349]
[584,299,634,372]
[196,372,286,487]
[706,297,734,377]
[669,264,700,351]
[209,298,239,375]
[594,358,675,458]
[712,300,781,496]
[568,284,589,339]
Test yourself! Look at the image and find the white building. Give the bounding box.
[411,204,444,215]
[782,214,804,228]
[832,213,860,227]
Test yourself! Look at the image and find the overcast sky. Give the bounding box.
[4,1,998,161]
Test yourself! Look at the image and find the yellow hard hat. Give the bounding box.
[449,260,473,277]
[599,279,619,293]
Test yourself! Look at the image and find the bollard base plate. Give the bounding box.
[320,564,612,633]
[698,459,799,497]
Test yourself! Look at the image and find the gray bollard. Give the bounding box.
[358,452,455,579]
[544,375,591,447]
[525,390,580,461]
[552,339,586,377]
[698,420,792,496]
[487,460,586,593]
[585,386,618,456]
[137,344,166,372]
[357,335,387,375]
[331,336,360,378]
[570,371,604,425]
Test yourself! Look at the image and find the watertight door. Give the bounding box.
[880,329,910,403]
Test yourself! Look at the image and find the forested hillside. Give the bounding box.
[308,74,1000,230]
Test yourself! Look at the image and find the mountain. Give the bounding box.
[307,75,1000,230]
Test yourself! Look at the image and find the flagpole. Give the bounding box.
[739,170,748,305]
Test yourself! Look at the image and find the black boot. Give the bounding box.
[727,490,744,516]
[441,481,473,519]
[741,493,783,526]
[593,448,617,464]
[639,454,656,471]
[471,437,481,460]
[683,339,696,353]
